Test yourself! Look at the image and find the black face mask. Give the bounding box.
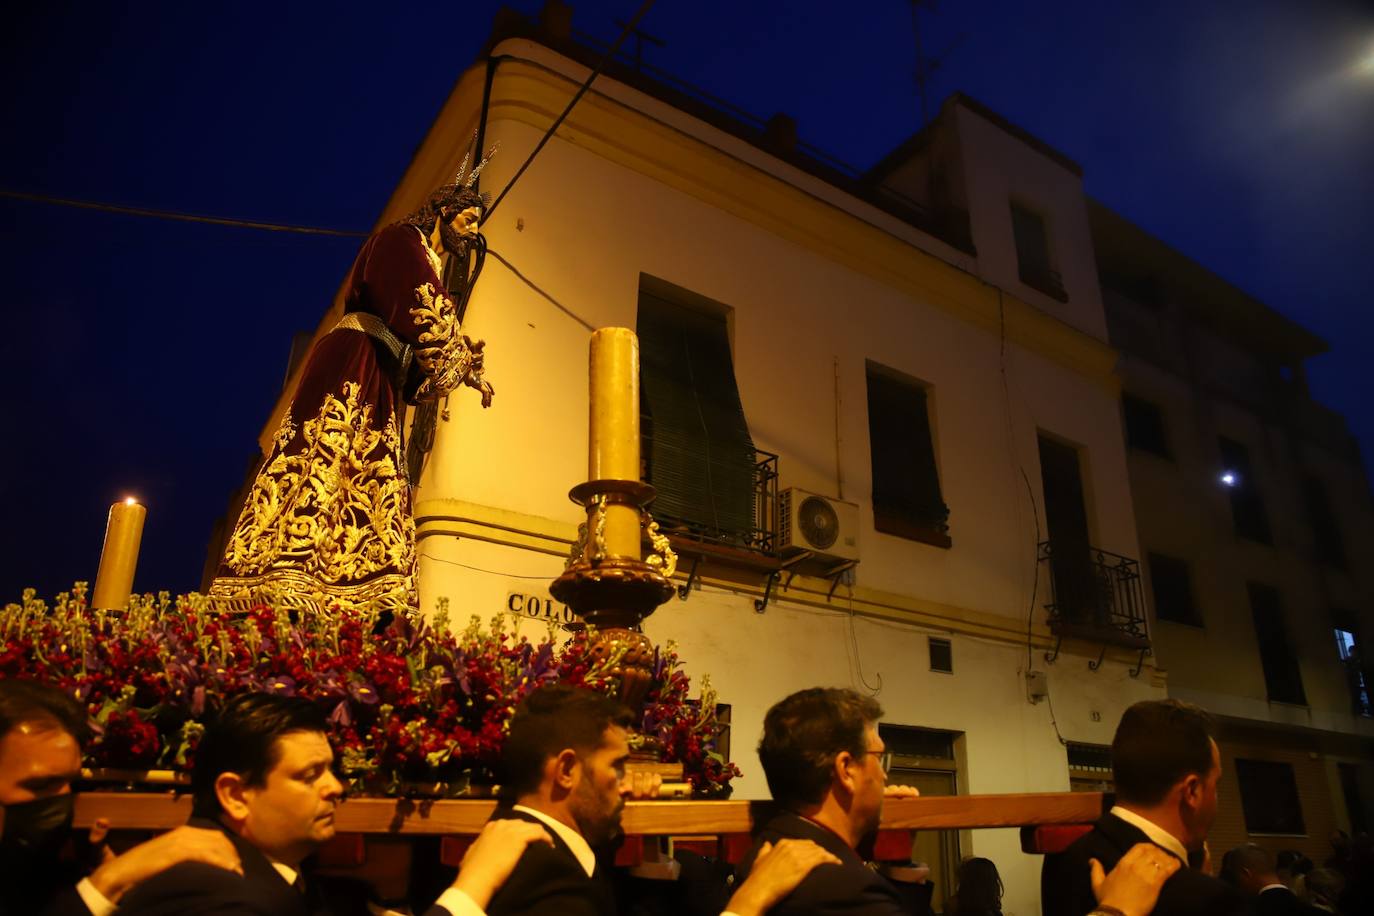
[0,793,75,859]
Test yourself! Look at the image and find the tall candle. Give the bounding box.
[91,498,146,610]
[588,328,642,559]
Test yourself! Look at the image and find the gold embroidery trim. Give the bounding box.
[410,282,475,400]
[216,381,415,600]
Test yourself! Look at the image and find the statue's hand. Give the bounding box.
[461,336,494,407]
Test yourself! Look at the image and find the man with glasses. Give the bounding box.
[737,688,919,915]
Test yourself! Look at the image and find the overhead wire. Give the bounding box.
[481,0,658,223]
[4,189,599,332]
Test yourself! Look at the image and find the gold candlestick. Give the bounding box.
[552,328,676,712]
[91,498,146,610]
[589,327,643,559]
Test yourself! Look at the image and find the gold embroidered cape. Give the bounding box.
[208,224,481,614]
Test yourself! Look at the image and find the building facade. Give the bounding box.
[223,7,1373,911]
[1091,202,1374,864]
[386,15,1156,914]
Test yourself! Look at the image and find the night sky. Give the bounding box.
[3,0,1371,603]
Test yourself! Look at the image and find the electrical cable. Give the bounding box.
[847,585,883,695]
[486,248,595,330]
[481,0,659,223]
[6,189,602,335]
[996,288,1044,671]
[0,189,369,237]
[417,550,561,580]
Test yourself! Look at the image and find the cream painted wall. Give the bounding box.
[954,106,1109,343]
[424,114,1141,627]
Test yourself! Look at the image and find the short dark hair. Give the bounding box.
[500,685,635,799]
[757,687,883,807]
[191,692,329,816]
[0,679,88,745]
[1111,699,1216,806]
[1220,843,1273,885]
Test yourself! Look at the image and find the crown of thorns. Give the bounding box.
[407,139,498,226]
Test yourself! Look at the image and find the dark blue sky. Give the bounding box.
[2,1,1370,602]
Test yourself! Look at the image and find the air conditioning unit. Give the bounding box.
[779,487,860,563]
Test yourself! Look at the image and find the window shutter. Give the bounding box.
[637,291,757,542]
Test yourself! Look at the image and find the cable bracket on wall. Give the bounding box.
[1044,636,1062,665]
[676,555,702,601]
[755,571,781,614]
[1129,646,1152,679]
[824,560,859,601]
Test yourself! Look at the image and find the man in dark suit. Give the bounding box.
[1041,699,1248,916]
[482,684,640,916]
[1220,844,1323,916]
[734,687,923,916]
[118,692,542,916]
[0,679,242,916]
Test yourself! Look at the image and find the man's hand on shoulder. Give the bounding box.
[1089,842,1180,916]
[450,818,554,909]
[725,839,841,916]
[87,823,242,903]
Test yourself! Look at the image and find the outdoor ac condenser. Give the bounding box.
[779,487,861,563]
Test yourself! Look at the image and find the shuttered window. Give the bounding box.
[637,288,757,545]
[1148,552,1201,626]
[1248,583,1306,706]
[866,363,950,546]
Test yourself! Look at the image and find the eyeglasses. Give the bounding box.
[858,748,892,774]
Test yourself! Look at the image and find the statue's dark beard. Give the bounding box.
[438,220,477,260]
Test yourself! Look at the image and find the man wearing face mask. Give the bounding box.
[0,679,242,916]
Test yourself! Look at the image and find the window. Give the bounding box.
[637,284,758,546]
[1148,552,1201,626]
[1067,742,1113,793]
[1122,394,1171,459]
[1304,477,1346,569]
[1334,622,1372,717]
[1248,583,1306,706]
[1010,201,1066,301]
[1235,758,1306,836]
[929,637,953,673]
[1219,437,1272,544]
[865,363,950,547]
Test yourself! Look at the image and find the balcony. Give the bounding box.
[1039,541,1149,651]
[646,445,780,560]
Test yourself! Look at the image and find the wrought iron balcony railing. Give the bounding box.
[1039,541,1150,651]
[645,444,779,557]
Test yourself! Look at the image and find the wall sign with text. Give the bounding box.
[506,590,576,624]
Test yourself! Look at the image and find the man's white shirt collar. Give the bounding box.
[512,804,596,877]
[1110,805,1190,862]
[269,858,300,888]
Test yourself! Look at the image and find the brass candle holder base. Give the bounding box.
[551,479,677,714]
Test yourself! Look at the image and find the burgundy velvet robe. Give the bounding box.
[208,223,473,614]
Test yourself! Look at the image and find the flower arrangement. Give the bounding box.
[0,585,739,797]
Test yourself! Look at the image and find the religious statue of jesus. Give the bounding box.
[208,152,495,616]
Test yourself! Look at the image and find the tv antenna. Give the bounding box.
[614,18,666,71]
[908,1,965,127]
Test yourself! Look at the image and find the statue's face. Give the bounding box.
[446,205,482,239]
